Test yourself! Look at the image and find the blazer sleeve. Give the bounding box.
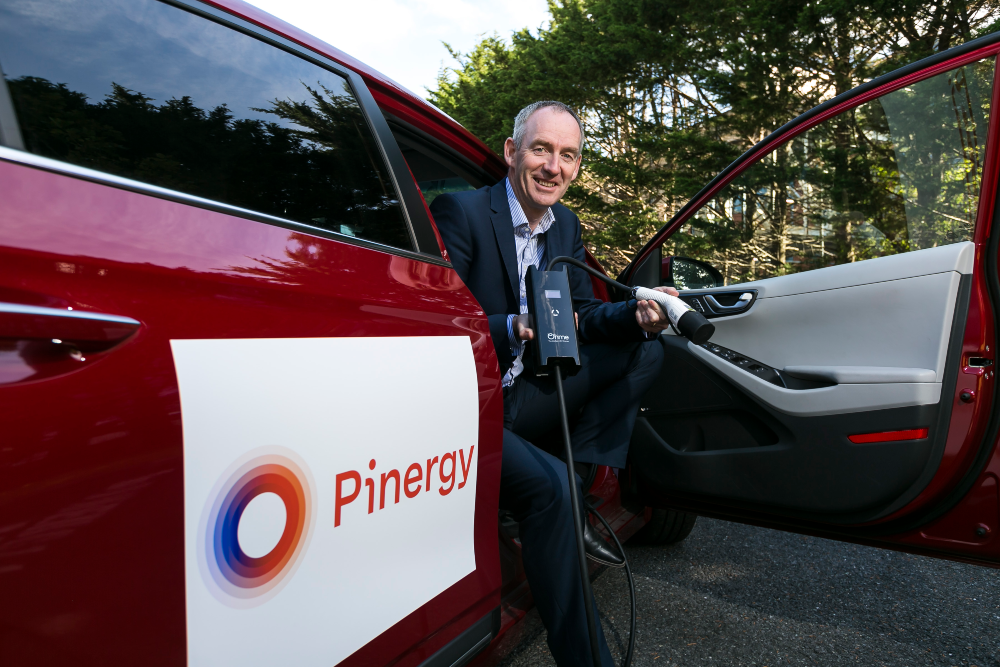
[565,212,649,343]
[430,193,516,369]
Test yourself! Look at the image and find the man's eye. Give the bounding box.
[532,147,547,155]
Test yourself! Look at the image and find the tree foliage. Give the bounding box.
[429,0,1000,276]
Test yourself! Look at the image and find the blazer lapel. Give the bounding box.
[546,207,569,266]
[490,181,520,301]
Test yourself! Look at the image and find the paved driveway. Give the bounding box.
[500,517,1000,666]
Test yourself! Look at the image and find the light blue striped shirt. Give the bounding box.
[504,177,556,387]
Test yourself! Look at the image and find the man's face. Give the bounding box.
[504,107,582,217]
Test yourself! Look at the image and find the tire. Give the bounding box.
[630,508,697,546]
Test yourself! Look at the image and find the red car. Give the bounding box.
[0,1,998,665]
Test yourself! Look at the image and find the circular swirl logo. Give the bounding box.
[198,449,315,607]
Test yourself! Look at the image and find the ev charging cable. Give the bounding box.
[586,499,636,667]
[551,364,604,667]
[543,255,715,667]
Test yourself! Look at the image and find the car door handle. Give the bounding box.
[0,302,140,344]
[704,293,753,313]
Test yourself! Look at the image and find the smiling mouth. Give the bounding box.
[533,178,559,189]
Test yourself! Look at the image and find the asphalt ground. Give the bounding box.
[498,517,1000,667]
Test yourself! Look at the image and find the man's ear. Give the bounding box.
[570,154,582,182]
[503,138,517,168]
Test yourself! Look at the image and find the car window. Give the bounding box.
[671,57,995,284]
[0,0,412,250]
[415,175,477,205]
[390,129,481,205]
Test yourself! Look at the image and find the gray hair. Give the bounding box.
[512,100,585,154]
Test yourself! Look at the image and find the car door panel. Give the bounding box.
[0,154,504,666]
[634,343,948,520]
[676,242,973,415]
[633,238,974,523]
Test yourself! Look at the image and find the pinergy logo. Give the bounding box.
[547,333,570,342]
[334,446,475,527]
[198,444,476,606]
[198,448,315,608]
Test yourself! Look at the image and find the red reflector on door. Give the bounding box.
[848,428,929,444]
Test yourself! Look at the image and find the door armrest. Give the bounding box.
[781,366,936,384]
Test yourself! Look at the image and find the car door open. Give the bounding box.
[622,45,1000,551]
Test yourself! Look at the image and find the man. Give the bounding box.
[430,101,676,666]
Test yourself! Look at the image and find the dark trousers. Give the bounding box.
[505,341,665,468]
[500,340,664,666]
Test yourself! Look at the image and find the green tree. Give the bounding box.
[430,0,1000,277]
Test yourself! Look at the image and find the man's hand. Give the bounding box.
[636,286,679,334]
[514,312,579,342]
[513,313,534,341]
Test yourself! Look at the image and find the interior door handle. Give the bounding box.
[704,293,753,314]
[0,302,140,344]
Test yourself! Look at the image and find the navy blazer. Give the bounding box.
[430,180,646,374]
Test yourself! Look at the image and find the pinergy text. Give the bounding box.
[335,446,475,527]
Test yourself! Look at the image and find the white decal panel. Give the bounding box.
[171,336,480,667]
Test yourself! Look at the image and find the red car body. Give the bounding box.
[0,1,998,666]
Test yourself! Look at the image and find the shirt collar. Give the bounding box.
[506,178,555,235]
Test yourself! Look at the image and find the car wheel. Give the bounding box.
[630,508,696,546]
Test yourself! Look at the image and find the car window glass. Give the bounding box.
[670,57,995,284]
[0,0,412,250]
[671,258,721,290]
[392,134,479,205]
[417,176,477,206]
